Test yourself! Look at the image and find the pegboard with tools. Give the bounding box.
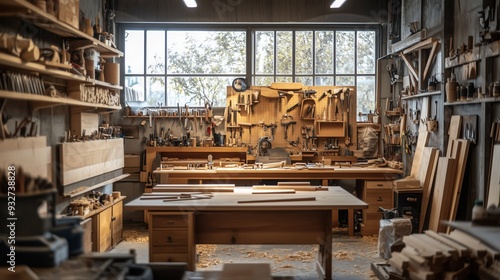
[225,83,357,157]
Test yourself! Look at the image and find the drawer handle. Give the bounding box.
[377,184,384,187]
[377,196,383,202]
[167,236,173,242]
[167,257,172,262]
[165,221,175,225]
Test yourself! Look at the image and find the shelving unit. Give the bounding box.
[0,0,123,57]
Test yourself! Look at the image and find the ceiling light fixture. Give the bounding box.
[330,0,347,8]
[183,0,197,8]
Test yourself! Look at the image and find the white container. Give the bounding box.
[472,200,486,221]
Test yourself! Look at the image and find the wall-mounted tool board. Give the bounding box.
[225,85,357,155]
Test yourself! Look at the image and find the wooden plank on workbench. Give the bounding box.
[428,157,457,233]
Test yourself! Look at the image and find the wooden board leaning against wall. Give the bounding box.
[225,85,358,160]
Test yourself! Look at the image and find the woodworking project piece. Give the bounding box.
[447,139,470,231]
[60,138,124,186]
[428,157,457,233]
[487,144,500,208]
[446,115,462,157]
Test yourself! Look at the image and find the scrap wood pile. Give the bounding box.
[372,230,500,280]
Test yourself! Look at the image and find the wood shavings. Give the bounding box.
[332,250,355,260]
[122,229,148,243]
[197,244,221,268]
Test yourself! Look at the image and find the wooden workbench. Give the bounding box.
[126,187,368,280]
[153,166,402,185]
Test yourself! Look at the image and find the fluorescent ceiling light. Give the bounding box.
[183,0,197,8]
[330,0,347,8]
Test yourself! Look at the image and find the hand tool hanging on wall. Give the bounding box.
[318,91,327,101]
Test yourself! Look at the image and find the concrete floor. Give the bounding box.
[110,223,383,280]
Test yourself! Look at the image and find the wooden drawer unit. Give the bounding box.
[148,212,195,271]
[361,180,393,236]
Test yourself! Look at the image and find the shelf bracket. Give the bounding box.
[400,52,419,82]
[423,41,440,82]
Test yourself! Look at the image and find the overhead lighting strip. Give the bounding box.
[330,0,347,8]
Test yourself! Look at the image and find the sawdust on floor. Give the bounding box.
[122,228,149,243]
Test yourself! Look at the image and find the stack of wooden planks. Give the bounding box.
[379,229,500,280]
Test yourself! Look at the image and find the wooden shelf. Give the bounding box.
[63,174,130,198]
[0,52,86,82]
[0,90,122,111]
[445,40,500,69]
[0,53,122,91]
[444,96,500,106]
[401,90,441,100]
[0,0,122,57]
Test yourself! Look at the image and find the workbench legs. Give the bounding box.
[317,210,333,280]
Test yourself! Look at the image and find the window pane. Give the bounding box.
[167,77,232,107]
[276,76,293,83]
[125,76,144,102]
[147,30,165,74]
[167,31,246,74]
[295,31,313,75]
[315,31,334,74]
[357,31,376,74]
[315,76,334,86]
[357,76,376,115]
[255,31,274,75]
[146,77,165,106]
[335,31,355,74]
[335,76,355,85]
[254,76,274,86]
[125,30,144,74]
[276,31,292,75]
[295,76,313,85]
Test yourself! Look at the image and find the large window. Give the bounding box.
[122,26,378,113]
[254,30,377,115]
[124,29,246,107]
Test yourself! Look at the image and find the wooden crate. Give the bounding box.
[60,138,124,186]
[316,120,346,137]
[0,136,51,182]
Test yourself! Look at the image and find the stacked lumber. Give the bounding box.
[486,119,500,208]
[379,230,500,280]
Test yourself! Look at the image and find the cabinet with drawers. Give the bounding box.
[149,212,195,271]
[361,180,393,236]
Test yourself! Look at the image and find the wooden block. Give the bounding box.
[388,252,410,276]
[424,231,469,258]
[443,263,470,280]
[413,234,456,259]
[447,230,488,260]
[446,116,462,157]
[408,267,436,280]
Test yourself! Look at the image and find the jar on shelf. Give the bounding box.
[446,76,458,102]
[83,18,94,37]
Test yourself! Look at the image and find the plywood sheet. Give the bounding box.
[60,138,124,185]
[487,144,500,208]
[410,131,430,179]
[428,157,457,233]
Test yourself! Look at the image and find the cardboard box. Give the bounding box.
[393,178,421,190]
[57,0,79,30]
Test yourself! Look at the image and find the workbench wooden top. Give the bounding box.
[152,166,402,180]
[125,186,367,211]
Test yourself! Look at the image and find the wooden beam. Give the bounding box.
[403,37,437,54]
[423,41,440,81]
[400,52,419,81]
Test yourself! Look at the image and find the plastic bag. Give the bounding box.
[357,126,379,157]
[378,218,412,259]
